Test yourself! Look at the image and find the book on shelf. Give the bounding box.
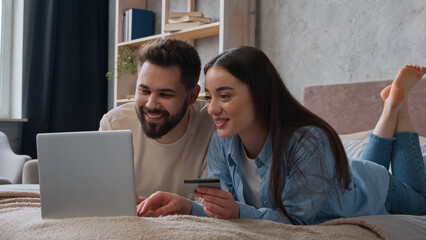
[169,11,204,18]
[123,8,154,41]
[168,16,211,24]
[164,21,206,32]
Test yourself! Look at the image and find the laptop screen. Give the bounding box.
[36,130,136,219]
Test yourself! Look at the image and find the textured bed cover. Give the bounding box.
[1,190,425,240]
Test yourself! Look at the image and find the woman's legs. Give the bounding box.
[378,65,426,194]
[385,172,426,214]
[391,131,426,197]
[361,65,425,168]
[373,65,426,214]
[361,133,393,169]
[362,65,426,214]
[373,65,425,138]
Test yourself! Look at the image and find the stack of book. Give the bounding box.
[164,11,211,32]
[123,8,154,41]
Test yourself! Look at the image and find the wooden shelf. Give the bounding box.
[117,98,135,103]
[164,22,220,42]
[117,35,160,48]
[113,0,255,107]
[118,22,220,48]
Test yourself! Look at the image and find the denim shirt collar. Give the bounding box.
[227,133,273,168]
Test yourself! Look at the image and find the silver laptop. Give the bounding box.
[36,130,136,219]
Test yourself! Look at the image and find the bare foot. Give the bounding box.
[386,65,426,106]
[380,85,391,100]
[373,65,425,139]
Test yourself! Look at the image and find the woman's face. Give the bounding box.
[205,66,260,139]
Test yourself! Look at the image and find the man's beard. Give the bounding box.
[135,98,189,139]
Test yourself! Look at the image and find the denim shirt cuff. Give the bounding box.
[191,201,207,217]
[238,203,254,219]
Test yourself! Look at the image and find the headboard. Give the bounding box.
[303,78,426,136]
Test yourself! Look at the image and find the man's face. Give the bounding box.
[135,61,189,139]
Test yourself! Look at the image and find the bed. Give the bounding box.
[303,79,426,136]
[1,79,425,240]
[303,78,426,163]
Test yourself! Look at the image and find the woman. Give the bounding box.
[137,46,426,225]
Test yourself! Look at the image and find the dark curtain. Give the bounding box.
[21,0,109,158]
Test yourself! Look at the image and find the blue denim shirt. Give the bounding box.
[192,126,389,225]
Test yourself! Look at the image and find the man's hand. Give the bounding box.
[137,191,192,217]
[193,187,239,219]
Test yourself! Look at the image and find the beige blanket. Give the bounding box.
[0,191,392,240]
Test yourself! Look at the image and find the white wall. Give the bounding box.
[108,0,426,106]
[256,0,426,102]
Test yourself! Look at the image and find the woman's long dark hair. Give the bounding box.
[204,46,351,224]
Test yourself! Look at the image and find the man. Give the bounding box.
[99,39,215,199]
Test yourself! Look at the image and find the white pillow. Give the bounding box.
[342,140,368,160]
[342,139,426,167]
[339,130,426,144]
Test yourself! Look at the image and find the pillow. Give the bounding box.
[342,140,368,160]
[339,129,426,144]
[339,130,371,141]
[341,137,426,169]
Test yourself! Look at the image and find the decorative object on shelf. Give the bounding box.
[164,11,210,32]
[106,46,138,81]
[164,21,206,31]
[168,15,211,24]
[123,8,154,41]
[169,11,204,17]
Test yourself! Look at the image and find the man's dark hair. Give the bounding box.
[138,38,201,91]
